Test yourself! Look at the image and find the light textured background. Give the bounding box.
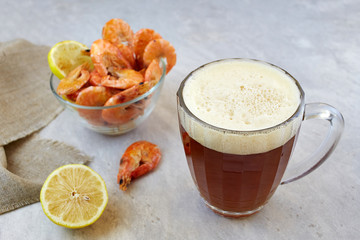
[0,0,359,239]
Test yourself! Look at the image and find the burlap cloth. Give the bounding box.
[0,39,91,214]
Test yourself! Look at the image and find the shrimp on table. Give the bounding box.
[117,141,161,191]
[91,39,131,77]
[142,39,176,74]
[101,85,143,124]
[101,69,144,89]
[102,18,134,49]
[57,63,91,95]
[133,28,162,68]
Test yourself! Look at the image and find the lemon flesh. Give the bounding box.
[40,164,108,229]
[48,40,93,79]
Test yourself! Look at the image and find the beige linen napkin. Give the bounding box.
[0,39,91,214]
[0,134,91,214]
[0,39,63,145]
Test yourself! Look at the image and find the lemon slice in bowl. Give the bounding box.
[40,164,108,229]
[48,40,93,79]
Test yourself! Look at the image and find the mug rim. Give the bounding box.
[177,58,305,135]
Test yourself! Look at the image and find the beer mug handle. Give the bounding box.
[281,103,344,185]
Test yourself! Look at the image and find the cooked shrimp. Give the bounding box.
[91,39,131,77]
[66,91,80,102]
[76,86,112,106]
[102,18,134,49]
[133,28,162,67]
[117,141,161,191]
[102,85,142,124]
[76,86,113,125]
[66,82,91,102]
[57,63,91,95]
[138,68,146,76]
[143,39,176,73]
[117,43,135,68]
[129,80,157,113]
[129,64,162,110]
[107,87,123,96]
[124,59,162,104]
[132,96,151,113]
[89,70,103,86]
[137,82,152,96]
[101,69,144,89]
[144,59,163,84]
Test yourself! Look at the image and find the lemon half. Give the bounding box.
[40,164,108,229]
[48,40,93,79]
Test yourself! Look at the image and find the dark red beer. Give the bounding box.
[180,126,296,215]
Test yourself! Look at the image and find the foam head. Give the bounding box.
[178,59,303,154]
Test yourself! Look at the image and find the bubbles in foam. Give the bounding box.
[183,59,300,131]
[179,59,303,155]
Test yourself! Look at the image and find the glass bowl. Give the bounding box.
[50,61,166,135]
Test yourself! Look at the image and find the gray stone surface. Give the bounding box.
[0,0,359,239]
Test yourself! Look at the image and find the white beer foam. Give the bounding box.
[180,59,302,155]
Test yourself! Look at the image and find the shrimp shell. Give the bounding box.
[75,86,112,106]
[101,85,142,124]
[142,39,176,74]
[131,60,163,112]
[89,70,103,86]
[91,39,131,77]
[117,43,136,68]
[76,86,113,125]
[102,18,134,49]
[57,63,91,95]
[66,82,91,102]
[144,59,163,84]
[133,28,162,67]
[117,141,161,191]
[101,69,144,89]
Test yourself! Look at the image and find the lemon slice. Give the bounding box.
[40,164,108,229]
[48,40,93,79]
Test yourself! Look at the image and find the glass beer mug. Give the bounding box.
[176,59,344,217]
